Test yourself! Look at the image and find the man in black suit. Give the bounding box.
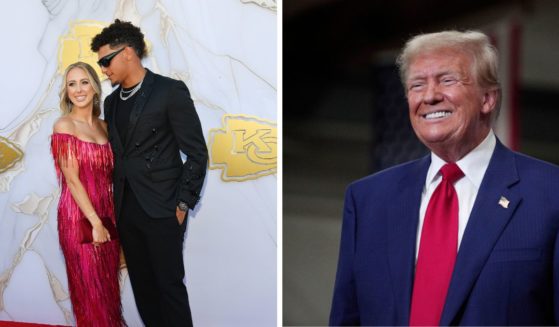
[91,20,208,326]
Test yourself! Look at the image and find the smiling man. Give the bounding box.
[91,19,208,327]
[330,30,559,326]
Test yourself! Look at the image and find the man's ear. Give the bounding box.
[481,88,499,114]
[124,46,134,61]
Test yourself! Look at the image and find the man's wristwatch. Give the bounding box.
[178,201,189,212]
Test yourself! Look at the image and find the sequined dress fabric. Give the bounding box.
[51,133,124,327]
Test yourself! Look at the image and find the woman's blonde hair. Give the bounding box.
[59,62,102,117]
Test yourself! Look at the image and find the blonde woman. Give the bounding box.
[51,62,124,326]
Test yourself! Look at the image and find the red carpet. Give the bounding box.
[0,322,69,327]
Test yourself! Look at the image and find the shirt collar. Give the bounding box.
[426,130,496,188]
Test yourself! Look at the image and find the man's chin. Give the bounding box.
[107,77,120,87]
[418,134,452,150]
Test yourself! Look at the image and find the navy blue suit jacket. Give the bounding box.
[330,140,559,326]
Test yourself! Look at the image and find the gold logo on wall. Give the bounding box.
[209,114,277,182]
[0,137,24,174]
[58,20,106,78]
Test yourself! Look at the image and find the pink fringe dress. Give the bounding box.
[51,132,124,327]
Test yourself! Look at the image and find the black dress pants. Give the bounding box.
[118,182,193,327]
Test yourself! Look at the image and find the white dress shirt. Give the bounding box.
[415,131,497,260]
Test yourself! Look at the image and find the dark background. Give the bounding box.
[283,0,559,325]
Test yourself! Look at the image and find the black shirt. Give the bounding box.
[116,83,142,143]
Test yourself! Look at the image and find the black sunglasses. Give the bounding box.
[97,47,125,68]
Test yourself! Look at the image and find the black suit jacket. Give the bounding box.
[104,69,208,219]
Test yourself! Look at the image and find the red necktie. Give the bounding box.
[410,163,464,326]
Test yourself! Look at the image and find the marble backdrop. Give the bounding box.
[0,0,276,326]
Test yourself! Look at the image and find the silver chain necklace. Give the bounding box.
[120,80,143,101]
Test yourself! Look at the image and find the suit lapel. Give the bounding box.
[387,156,430,325]
[108,93,124,151]
[124,69,156,152]
[440,140,521,325]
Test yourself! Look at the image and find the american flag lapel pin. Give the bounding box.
[498,196,510,209]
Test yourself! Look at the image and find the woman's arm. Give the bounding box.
[54,119,110,244]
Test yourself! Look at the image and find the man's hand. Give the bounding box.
[176,206,188,225]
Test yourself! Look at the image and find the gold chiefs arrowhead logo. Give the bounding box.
[0,137,24,174]
[209,114,277,182]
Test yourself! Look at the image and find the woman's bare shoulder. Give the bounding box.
[53,116,75,134]
[97,118,108,134]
